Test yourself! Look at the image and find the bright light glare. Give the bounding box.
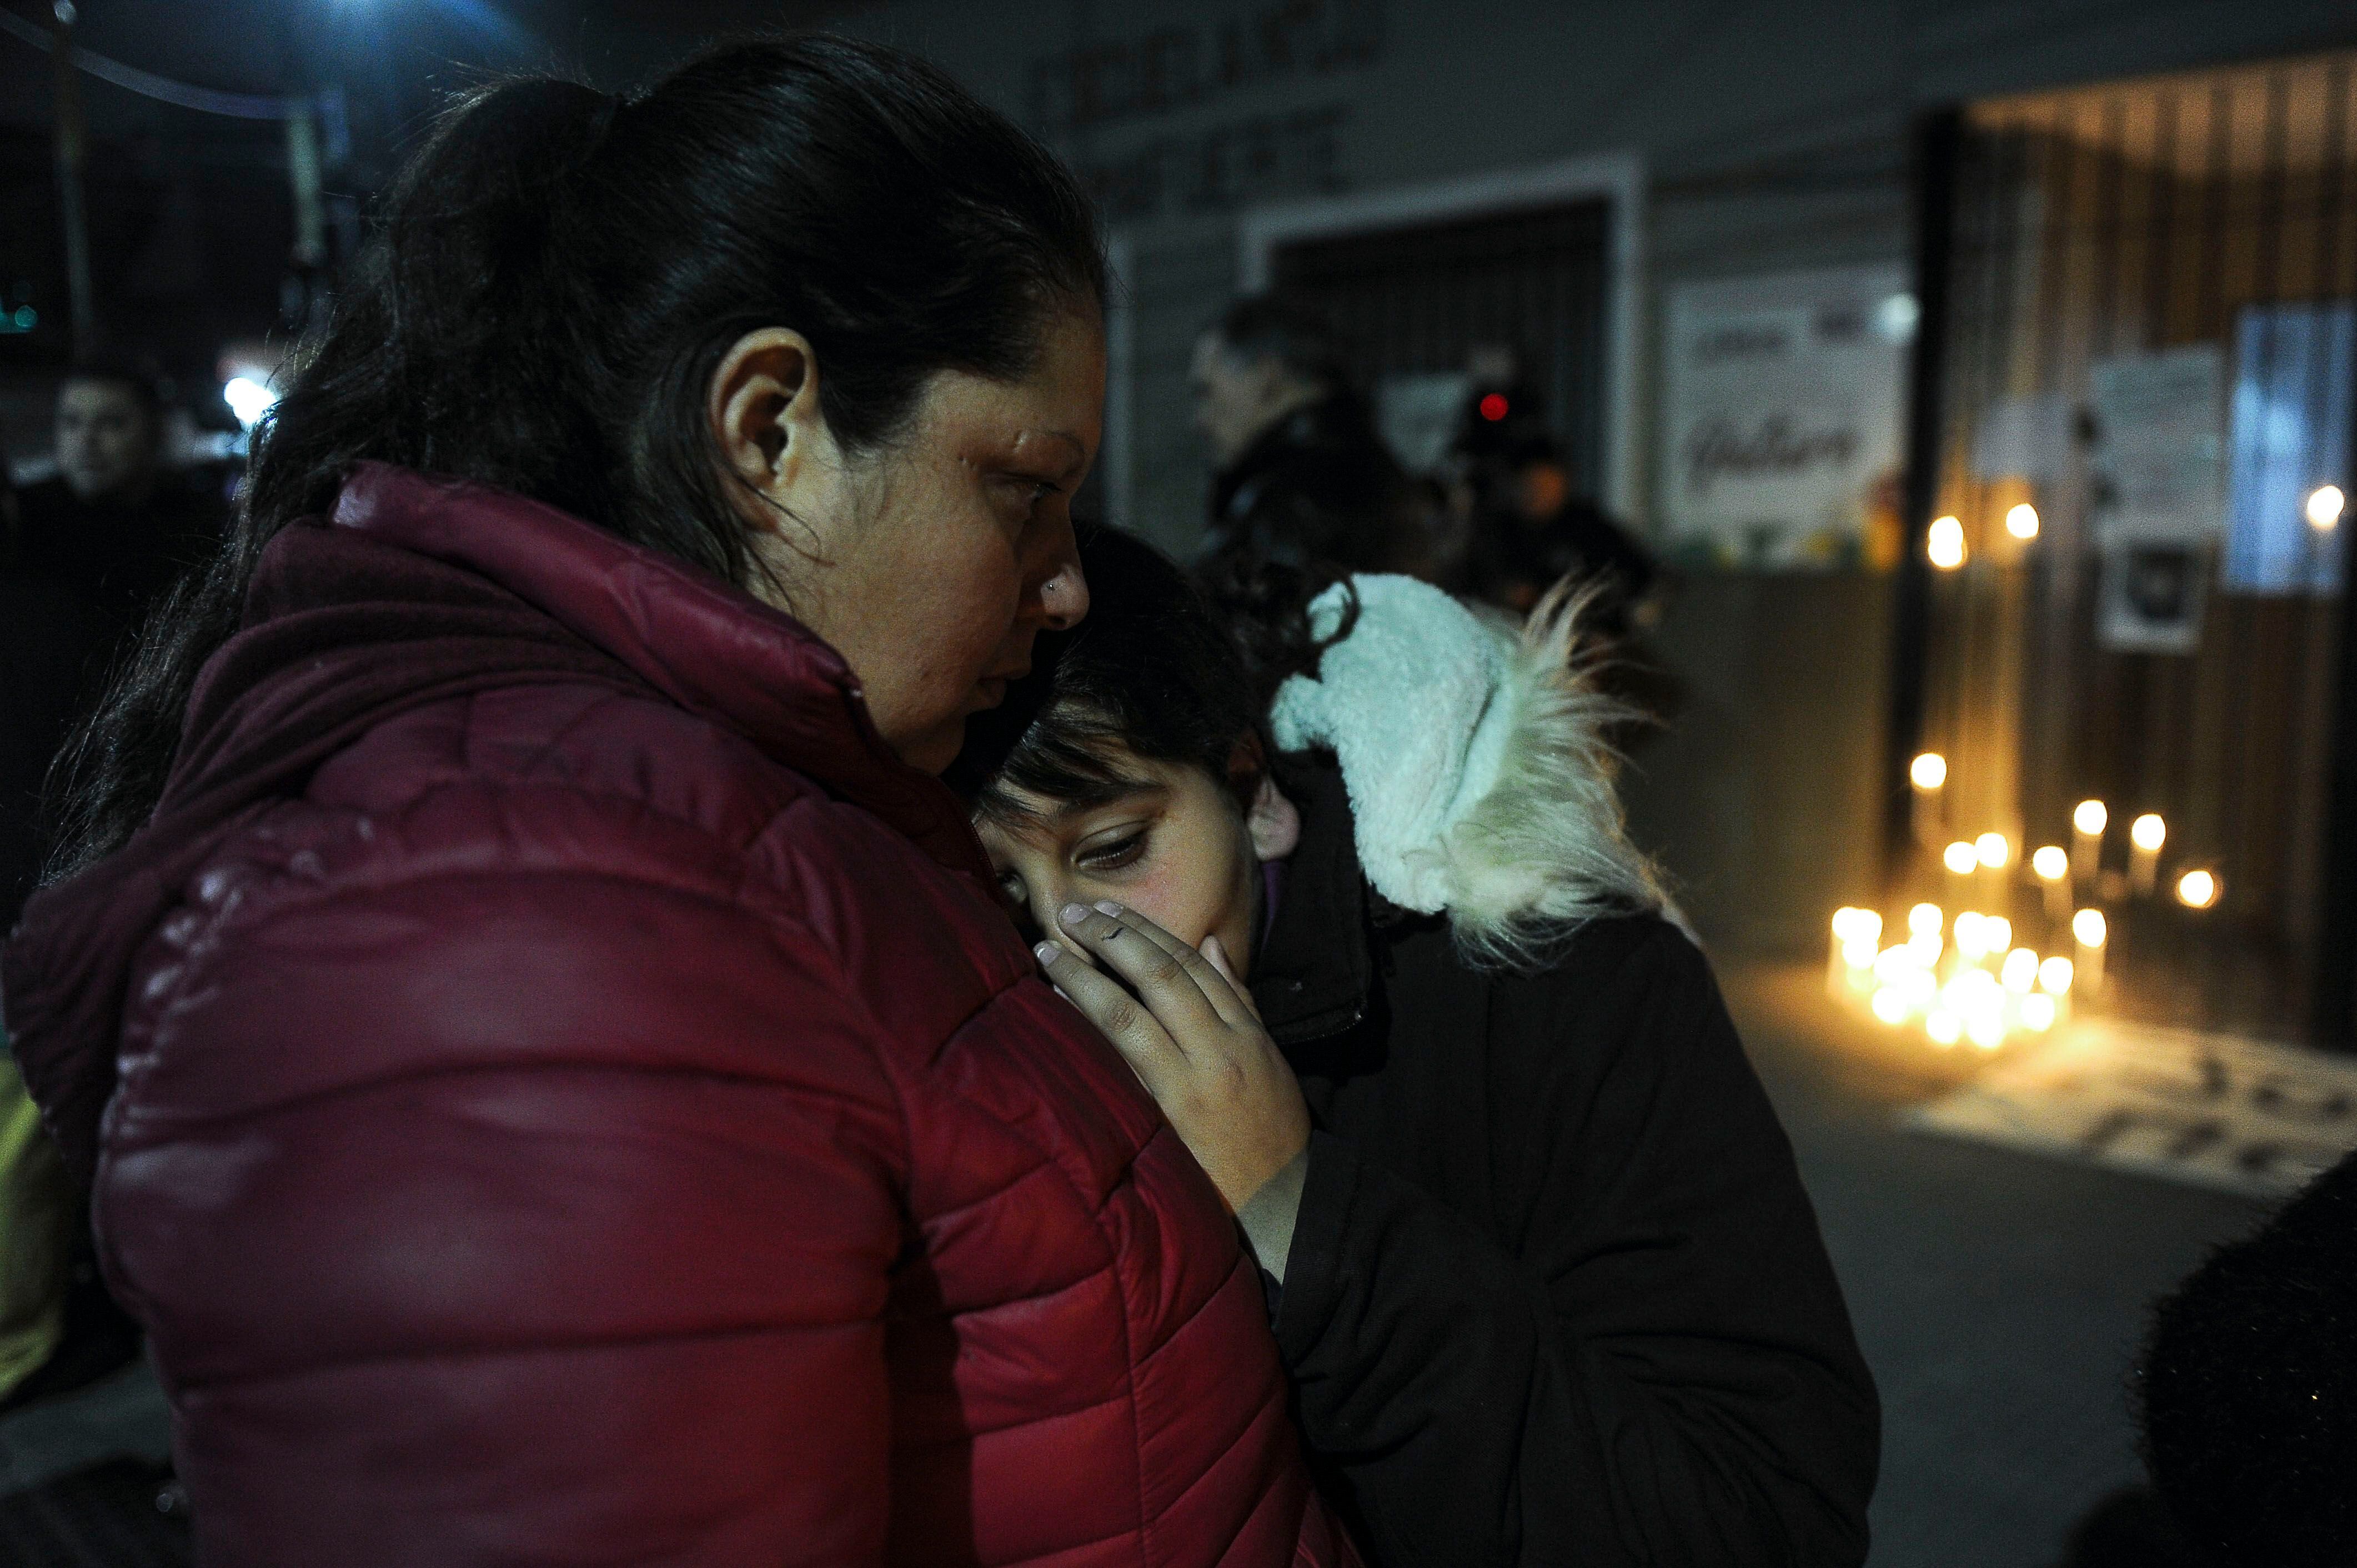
[2073,909,2108,948]
[1926,1011,1963,1046]
[1871,987,1910,1024]
[2177,870,2219,909]
[1843,938,1879,968]
[223,375,277,430]
[2001,948,2039,992]
[1910,752,1949,791]
[2039,956,2075,995]
[2032,845,2069,881]
[2074,800,2108,836]
[1975,832,2012,869]
[1943,841,1979,874]
[2130,813,2166,852]
[1833,907,1883,946]
[1968,1012,2007,1049]
[1983,916,2012,952]
[2309,484,2346,531]
[1908,903,1944,936]
[2005,502,2041,540]
[1928,515,1967,570]
[1954,911,1987,954]
[2022,993,2058,1031]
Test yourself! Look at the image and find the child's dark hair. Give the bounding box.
[950,527,1354,827]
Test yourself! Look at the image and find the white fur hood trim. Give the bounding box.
[1269,574,1671,966]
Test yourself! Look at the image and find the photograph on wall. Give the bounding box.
[1659,263,1913,569]
[2098,542,2208,655]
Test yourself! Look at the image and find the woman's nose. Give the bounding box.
[1039,551,1090,630]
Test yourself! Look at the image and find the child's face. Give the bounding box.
[976,748,1265,981]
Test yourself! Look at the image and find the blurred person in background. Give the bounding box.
[1448,375,1678,742]
[1193,295,1433,585]
[2134,1146,2357,1568]
[14,359,225,631]
[1450,374,1658,630]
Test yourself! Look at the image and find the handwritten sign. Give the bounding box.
[1907,1018,2357,1199]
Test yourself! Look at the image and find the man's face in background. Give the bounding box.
[56,379,160,506]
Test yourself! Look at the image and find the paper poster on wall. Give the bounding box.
[1661,263,1912,569]
[2088,345,2226,547]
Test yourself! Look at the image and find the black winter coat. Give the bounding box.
[1205,394,1428,580]
[1251,756,1879,1567]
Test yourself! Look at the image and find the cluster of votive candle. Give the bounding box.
[1826,903,2088,1050]
[1911,758,2222,914]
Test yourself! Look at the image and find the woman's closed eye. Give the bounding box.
[993,472,1066,524]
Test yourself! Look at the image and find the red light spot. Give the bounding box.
[1479,393,1510,422]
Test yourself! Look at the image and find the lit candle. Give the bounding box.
[2072,908,2107,999]
[1975,832,2012,912]
[2071,800,2107,888]
[2129,813,2165,896]
[2032,844,2070,921]
[1909,752,1947,848]
[1828,908,1881,997]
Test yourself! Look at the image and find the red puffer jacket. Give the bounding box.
[1,464,1356,1568]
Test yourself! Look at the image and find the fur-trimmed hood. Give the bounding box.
[1268,574,1674,968]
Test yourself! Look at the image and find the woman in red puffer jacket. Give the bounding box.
[2,38,1352,1568]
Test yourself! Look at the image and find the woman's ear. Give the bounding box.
[706,326,837,539]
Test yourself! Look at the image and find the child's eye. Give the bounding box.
[1077,831,1147,872]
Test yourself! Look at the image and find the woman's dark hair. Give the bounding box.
[947,526,1347,827]
[46,34,1104,881]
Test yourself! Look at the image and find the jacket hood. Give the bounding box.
[1268,573,1673,969]
[2,462,984,1186]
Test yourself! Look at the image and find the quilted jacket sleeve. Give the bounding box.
[97,800,916,1566]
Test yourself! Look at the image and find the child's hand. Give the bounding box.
[1036,901,1307,1214]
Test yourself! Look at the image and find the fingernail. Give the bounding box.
[1093,900,1123,916]
[1033,941,1060,964]
[1059,903,1089,927]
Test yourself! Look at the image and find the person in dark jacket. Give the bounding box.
[1194,296,1431,582]
[3,42,1355,1567]
[12,360,224,630]
[2135,1145,2357,1568]
[952,529,1880,1567]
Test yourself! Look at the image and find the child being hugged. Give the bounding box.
[950,529,1878,1568]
